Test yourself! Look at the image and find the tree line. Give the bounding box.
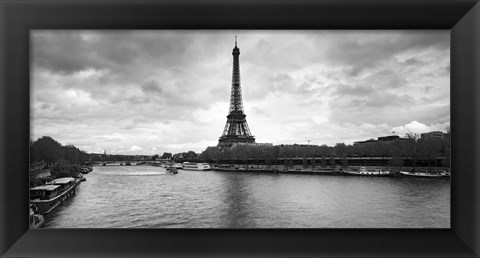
[30,136,89,166]
[30,134,450,170]
[200,134,450,169]
[89,152,174,162]
[30,136,90,186]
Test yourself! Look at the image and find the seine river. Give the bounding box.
[43,166,450,228]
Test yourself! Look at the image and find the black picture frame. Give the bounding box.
[1,0,479,257]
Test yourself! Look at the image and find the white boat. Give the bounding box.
[182,162,211,171]
[344,167,394,177]
[399,171,447,178]
[172,163,183,169]
[440,171,451,177]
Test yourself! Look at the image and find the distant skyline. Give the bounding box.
[31,30,450,155]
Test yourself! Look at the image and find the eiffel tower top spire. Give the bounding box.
[218,37,255,147]
[229,36,242,113]
[232,36,240,56]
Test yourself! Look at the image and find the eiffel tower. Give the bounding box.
[218,37,255,147]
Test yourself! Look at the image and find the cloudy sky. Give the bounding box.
[31,30,450,155]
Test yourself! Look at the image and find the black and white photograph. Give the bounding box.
[29,30,450,229]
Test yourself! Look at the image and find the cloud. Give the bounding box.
[322,31,449,76]
[141,80,163,94]
[332,83,373,96]
[250,107,269,116]
[391,121,434,135]
[32,31,192,74]
[31,30,450,153]
[128,145,143,151]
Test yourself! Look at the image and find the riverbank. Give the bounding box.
[31,168,51,178]
[212,164,450,177]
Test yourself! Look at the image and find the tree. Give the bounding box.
[151,154,159,161]
[321,155,327,168]
[31,136,91,166]
[263,147,274,169]
[31,136,63,165]
[201,147,222,163]
[302,155,308,168]
[442,140,451,168]
[160,152,172,160]
[405,133,420,170]
[62,145,87,165]
[334,143,348,157]
[329,155,336,170]
[50,159,79,178]
[272,146,280,169]
[341,155,348,168]
[390,143,404,169]
[29,139,34,163]
[418,138,442,171]
[310,157,316,169]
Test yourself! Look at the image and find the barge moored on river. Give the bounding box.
[343,167,394,177]
[30,177,80,215]
[399,170,450,179]
[182,162,212,171]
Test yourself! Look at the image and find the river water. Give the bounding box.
[43,165,450,228]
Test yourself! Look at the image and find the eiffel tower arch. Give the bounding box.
[218,37,255,147]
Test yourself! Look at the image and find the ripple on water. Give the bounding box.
[43,166,450,228]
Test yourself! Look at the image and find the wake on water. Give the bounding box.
[100,170,176,176]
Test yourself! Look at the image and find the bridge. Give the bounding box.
[86,161,166,166]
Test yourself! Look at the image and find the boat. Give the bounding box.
[182,162,211,171]
[80,167,90,174]
[29,204,45,229]
[212,165,238,172]
[344,167,394,177]
[30,177,80,215]
[399,170,448,178]
[75,173,86,182]
[81,165,93,173]
[172,163,183,169]
[440,171,451,177]
[166,167,178,174]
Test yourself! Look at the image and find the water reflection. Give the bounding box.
[219,172,254,227]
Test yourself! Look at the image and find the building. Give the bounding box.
[354,135,401,145]
[444,132,451,141]
[232,142,273,148]
[353,139,376,145]
[218,37,256,147]
[421,131,450,140]
[378,135,400,141]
